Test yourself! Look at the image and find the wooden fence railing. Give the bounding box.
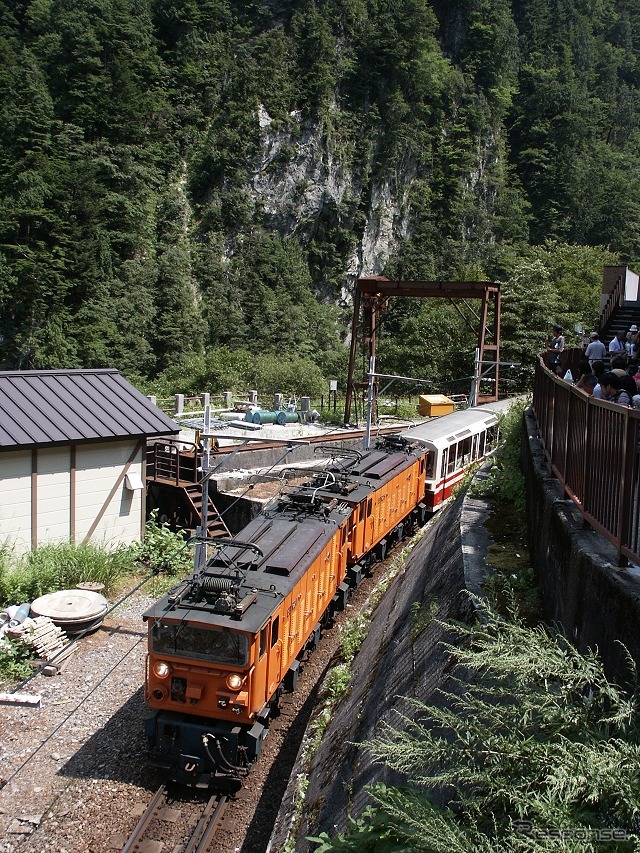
[598,273,625,334]
[532,357,640,566]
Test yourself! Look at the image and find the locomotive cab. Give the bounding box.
[147,619,252,715]
[144,614,270,787]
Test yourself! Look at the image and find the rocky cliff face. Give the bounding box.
[251,104,416,286]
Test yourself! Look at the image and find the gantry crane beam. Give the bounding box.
[344,277,501,424]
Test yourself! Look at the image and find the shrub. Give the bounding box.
[127,511,194,576]
[310,598,640,850]
[0,637,33,685]
[469,399,527,512]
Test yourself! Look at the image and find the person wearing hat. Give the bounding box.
[626,324,639,358]
[585,332,606,367]
[547,323,565,373]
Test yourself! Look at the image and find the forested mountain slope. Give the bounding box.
[0,0,638,393]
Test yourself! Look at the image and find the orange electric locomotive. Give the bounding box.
[143,402,506,787]
[143,438,428,788]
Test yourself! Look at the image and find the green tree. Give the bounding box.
[0,46,72,367]
[41,0,168,144]
[499,259,562,370]
[528,242,618,335]
[152,183,205,373]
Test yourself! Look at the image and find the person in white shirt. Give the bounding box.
[584,332,606,366]
[609,330,627,360]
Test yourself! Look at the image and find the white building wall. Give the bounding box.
[75,441,144,548]
[625,268,640,302]
[37,447,71,546]
[0,450,31,552]
[0,440,144,554]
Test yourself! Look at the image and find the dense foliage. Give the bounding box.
[310,598,640,851]
[0,1,638,395]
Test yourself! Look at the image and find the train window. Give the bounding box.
[426,452,435,479]
[271,616,279,647]
[440,448,448,479]
[447,444,457,475]
[152,622,248,666]
[259,626,268,658]
[459,437,472,466]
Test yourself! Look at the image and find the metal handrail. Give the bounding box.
[531,356,640,566]
[598,274,625,334]
[146,439,200,485]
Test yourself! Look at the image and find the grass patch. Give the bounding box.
[0,542,136,605]
[0,517,195,685]
[0,514,194,610]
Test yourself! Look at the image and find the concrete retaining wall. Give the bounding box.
[275,491,480,850]
[209,436,368,533]
[523,406,640,688]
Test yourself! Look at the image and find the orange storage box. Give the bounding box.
[417,394,455,417]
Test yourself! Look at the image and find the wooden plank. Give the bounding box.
[42,643,77,675]
[0,692,42,708]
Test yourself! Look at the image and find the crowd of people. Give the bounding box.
[546,322,640,408]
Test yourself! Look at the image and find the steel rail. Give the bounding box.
[121,784,167,852]
[120,785,227,853]
[183,793,228,853]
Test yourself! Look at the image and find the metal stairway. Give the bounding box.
[182,484,230,539]
[145,439,230,538]
[601,306,638,346]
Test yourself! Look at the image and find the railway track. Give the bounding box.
[121,784,227,853]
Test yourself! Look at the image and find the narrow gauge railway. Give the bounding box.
[0,571,370,853]
[143,401,506,789]
[121,784,226,853]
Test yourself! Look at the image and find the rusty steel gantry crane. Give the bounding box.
[344,277,501,424]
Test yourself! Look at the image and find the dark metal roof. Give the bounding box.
[0,369,179,449]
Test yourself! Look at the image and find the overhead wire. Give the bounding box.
[1,628,146,791]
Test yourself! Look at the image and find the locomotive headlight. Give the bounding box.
[153,661,171,679]
[226,673,243,691]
